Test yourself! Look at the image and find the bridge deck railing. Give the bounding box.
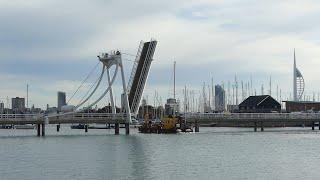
[0,113,128,121]
[0,114,43,120]
[54,113,127,119]
[2,113,320,122]
[186,113,320,120]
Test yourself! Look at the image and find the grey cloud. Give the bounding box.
[0,0,320,107]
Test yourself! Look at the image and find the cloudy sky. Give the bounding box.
[1,0,320,109]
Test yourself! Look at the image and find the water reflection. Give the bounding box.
[0,127,319,180]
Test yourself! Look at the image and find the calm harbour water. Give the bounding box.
[0,126,320,180]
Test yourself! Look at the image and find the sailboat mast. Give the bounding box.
[27,84,29,109]
[174,61,176,99]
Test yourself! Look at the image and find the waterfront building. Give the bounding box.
[0,102,4,113]
[47,107,58,113]
[227,105,239,113]
[137,104,155,119]
[165,98,179,116]
[12,97,25,113]
[284,101,320,112]
[57,91,66,111]
[215,85,225,112]
[29,105,42,113]
[136,98,164,120]
[239,95,281,113]
[97,104,121,113]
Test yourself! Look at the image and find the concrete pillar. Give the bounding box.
[41,123,45,136]
[37,124,41,136]
[115,123,119,135]
[312,122,315,131]
[261,122,264,132]
[254,122,257,132]
[195,121,199,132]
[125,123,130,135]
[57,124,60,132]
[85,124,88,133]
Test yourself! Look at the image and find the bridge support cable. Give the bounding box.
[78,51,132,124]
[78,71,105,106]
[75,65,106,109]
[67,62,100,104]
[47,53,126,119]
[47,62,118,118]
[80,64,119,112]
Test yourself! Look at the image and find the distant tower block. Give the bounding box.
[57,91,67,111]
[293,49,305,101]
[128,40,157,115]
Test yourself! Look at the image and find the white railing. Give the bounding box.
[55,113,127,120]
[0,114,42,119]
[2,113,320,122]
[186,113,320,120]
[127,41,144,92]
[0,113,127,120]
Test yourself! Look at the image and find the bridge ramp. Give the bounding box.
[128,40,157,115]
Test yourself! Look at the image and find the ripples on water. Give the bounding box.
[0,126,319,180]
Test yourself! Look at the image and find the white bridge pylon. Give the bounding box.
[56,51,131,123]
[49,39,157,124]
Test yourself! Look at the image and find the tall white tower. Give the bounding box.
[293,49,305,101]
[293,49,297,101]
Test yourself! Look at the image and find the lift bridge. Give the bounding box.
[0,39,157,135]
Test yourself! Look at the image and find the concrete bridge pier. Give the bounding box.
[41,123,45,136]
[261,122,264,132]
[37,124,41,136]
[254,122,257,132]
[194,121,199,132]
[115,123,120,135]
[56,124,60,132]
[312,122,315,130]
[85,124,88,133]
[125,123,130,135]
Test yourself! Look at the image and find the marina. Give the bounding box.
[2,1,320,179]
